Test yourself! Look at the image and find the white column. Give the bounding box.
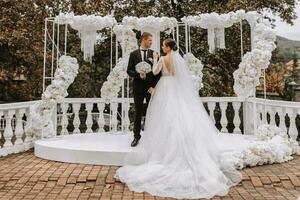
[3,110,15,154]
[287,108,298,141]
[268,106,276,126]
[85,103,94,133]
[232,102,242,134]
[24,108,33,150]
[111,101,118,133]
[97,102,105,132]
[72,103,81,134]
[14,108,26,153]
[243,99,248,134]
[207,102,216,125]
[277,107,286,132]
[43,19,48,92]
[219,102,228,133]
[256,104,262,128]
[124,101,130,133]
[60,103,69,135]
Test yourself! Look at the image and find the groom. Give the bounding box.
[127,32,161,147]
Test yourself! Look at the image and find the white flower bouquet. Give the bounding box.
[135,61,152,74]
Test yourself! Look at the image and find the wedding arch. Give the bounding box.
[28,9,300,168]
[32,10,276,137]
[29,10,277,138]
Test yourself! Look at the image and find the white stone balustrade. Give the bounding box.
[0,97,299,157]
[246,98,300,140]
[0,101,39,157]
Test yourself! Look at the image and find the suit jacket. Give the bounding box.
[127,48,161,94]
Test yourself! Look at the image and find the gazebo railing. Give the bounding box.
[0,97,299,158]
[0,101,38,156]
[245,97,300,141]
[55,97,246,135]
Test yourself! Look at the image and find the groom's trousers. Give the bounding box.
[133,92,151,139]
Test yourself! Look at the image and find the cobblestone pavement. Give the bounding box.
[0,150,299,200]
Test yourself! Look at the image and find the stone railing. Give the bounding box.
[245,97,300,141]
[0,101,39,156]
[55,97,246,135]
[1,97,299,157]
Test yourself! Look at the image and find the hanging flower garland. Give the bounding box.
[55,13,117,63]
[122,16,178,33]
[54,12,75,24]
[182,10,276,98]
[27,56,79,138]
[122,16,178,52]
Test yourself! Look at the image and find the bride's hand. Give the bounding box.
[153,52,159,60]
[148,87,155,94]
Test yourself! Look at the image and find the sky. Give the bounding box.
[272,2,300,41]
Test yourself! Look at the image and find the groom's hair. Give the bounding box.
[141,32,152,41]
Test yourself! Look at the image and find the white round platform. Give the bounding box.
[34,132,137,166]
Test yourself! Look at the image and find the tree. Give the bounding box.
[0,0,70,101]
[291,48,300,83]
[0,0,297,101]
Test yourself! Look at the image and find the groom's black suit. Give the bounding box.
[127,48,161,139]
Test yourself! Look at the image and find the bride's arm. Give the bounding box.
[152,56,163,75]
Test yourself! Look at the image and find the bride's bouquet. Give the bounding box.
[135,61,152,74]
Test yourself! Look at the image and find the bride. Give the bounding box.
[114,38,243,199]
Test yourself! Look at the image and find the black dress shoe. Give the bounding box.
[131,138,140,147]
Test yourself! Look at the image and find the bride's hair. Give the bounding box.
[164,38,178,51]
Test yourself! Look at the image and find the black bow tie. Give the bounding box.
[141,49,148,51]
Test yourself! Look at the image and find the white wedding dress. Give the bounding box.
[114,51,258,199]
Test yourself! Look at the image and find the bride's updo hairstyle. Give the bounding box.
[164,38,178,51]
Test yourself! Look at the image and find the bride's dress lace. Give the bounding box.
[114,51,295,199]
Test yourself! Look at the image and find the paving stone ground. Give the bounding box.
[0,150,299,200]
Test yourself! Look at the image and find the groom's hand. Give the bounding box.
[140,72,146,80]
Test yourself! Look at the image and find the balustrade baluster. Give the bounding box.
[219,102,228,133]
[232,102,242,134]
[3,110,15,154]
[85,103,94,133]
[97,102,105,132]
[72,103,81,134]
[111,102,118,132]
[207,102,216,125]
[14,108,26,153]
[287,108,297,140]
[61,103,69,135]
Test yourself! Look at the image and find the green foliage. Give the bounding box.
[0,0,297,102]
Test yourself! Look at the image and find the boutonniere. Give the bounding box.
[147,57,153,63]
